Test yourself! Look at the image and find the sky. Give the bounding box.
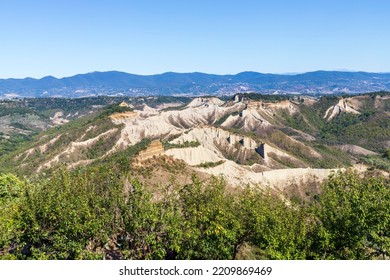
[1,0,390,78]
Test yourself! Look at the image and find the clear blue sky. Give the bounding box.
[1,0,390,78]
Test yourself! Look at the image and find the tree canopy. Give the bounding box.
[0,168,388,260]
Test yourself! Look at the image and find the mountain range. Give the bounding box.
[1,70,390,98]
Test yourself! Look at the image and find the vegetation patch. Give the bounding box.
[214,111,240,126]
[360,154,390,172]
[195,160,225,168]
[163,140,200,150]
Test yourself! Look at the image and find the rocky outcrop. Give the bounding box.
[109,111,137,120]
[245,100,299,115]
[165,146,223,165]
[186,97,224,108]
[324,98,360,121]
[221,108,271,132]
[118,101,135,109]
[50,111,69,125]
[110,99,245,148]
[168,126,266,161]
[135,140,164,163]
[119,101,128,107]
[138,104,159,117]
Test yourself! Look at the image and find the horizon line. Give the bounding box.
[2,69,390,80]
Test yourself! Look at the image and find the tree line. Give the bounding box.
[0,168,389,260]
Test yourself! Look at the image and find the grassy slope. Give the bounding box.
[0,105,129,175]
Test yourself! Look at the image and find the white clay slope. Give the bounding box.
[324,98,360,121]
[111,98,245,148]
[164,126,261,165]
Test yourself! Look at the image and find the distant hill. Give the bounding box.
[1,70,390,98]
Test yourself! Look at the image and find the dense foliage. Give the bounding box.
[0,169,388,260]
